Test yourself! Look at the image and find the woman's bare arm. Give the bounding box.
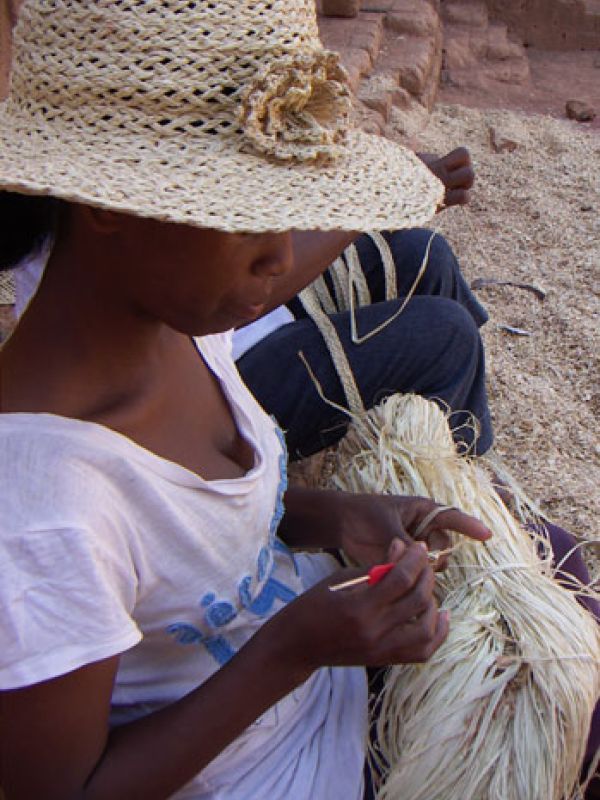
[0,621,305,800]
[1,530,451,800]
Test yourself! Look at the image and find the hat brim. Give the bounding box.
[0,105,443,232]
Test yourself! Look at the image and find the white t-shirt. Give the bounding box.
[0,331,367,799]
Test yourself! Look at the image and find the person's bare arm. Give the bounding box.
[0,632,301,800]
[279,487,491,569]
[1,534,452,799]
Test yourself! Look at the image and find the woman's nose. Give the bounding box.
[251,231,294,279]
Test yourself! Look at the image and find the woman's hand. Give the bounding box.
[280,487,491,571]
[266,538,449,673]
[328,492,492,571]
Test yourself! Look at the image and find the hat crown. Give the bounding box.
[10,0,322,140]
[0,0,443,234]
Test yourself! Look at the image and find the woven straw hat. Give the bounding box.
[0,0,443,232]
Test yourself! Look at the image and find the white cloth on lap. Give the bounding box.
[232,305,295,360]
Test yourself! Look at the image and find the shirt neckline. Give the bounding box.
[0,337,267,491]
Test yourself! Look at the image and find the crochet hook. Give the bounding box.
[329,563,395,592]
[329,550,443,592]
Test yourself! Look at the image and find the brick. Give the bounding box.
[442,1,489,28]
[443,28,488,69]
[420,44,442,109]
[484,58,530,84]
[349,20,384,61]
[387,1,441,37]
[0,2,13,100]
[485,23,523,61]
[319,13,385,63]
[358,89,393,120]
[565,99,597,122]
[339,47,373,90]
[382,32,439,96]
[361,0,395,10]
[489,126,520,152]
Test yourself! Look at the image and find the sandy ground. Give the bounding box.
[403,103,600,575]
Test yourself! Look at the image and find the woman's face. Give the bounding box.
[108,214,295,336]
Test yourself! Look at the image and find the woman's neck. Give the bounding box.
[0,222,182,419]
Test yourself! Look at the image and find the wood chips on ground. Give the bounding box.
[399,104,599,576]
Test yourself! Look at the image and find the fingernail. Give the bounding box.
[389,538,405,560]
[417,541,428,552]
[441,610,451,624]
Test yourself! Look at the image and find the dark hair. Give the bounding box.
[0,192,62,271]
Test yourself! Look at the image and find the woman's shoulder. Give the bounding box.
[0,411,129,475]
[0,412,142,530]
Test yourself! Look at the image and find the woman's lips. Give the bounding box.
[234,301,267,321]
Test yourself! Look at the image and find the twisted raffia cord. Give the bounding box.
[300,230,436,350]
[298,230,436,411]
[297,286,364,413]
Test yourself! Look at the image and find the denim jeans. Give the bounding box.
[237,229,493,459]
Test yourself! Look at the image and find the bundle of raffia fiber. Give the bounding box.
[293,241,600,799]
[300,393,600,799]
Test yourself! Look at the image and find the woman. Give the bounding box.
[0,2,491,798]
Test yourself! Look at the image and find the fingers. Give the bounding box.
[444,188,470,208]
[376,600,450,665]
[394,607,451,663]
[441,146,473,173]
[385,563,436,621]
[432,507,492,542]
[445,163,474,190]
[387,537,406,563]
[319,539,449,666]
[371,541,430,602]
[411,500,492,544]
[438,147,474,208]
[443,163,474,207]
[363,547,447,664]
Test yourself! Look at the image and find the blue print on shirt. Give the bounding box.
[166,623,236,665]
[257,546,270,581]
[244,576,297,616]
[167,424,296,666]
[205,600,237,628]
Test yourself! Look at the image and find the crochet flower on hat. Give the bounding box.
[238,50,352,163]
